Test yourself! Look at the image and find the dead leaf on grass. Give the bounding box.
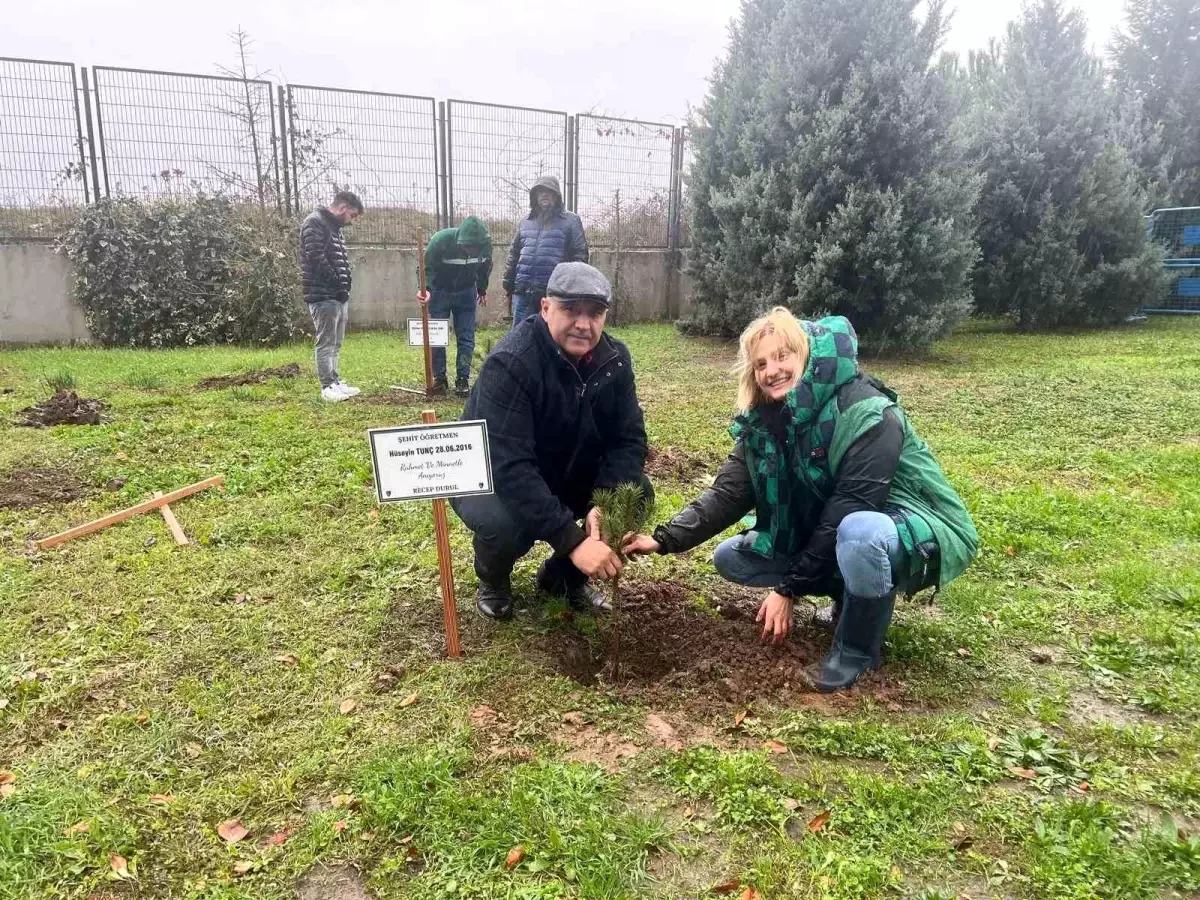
[274,654,299,667]
[332,820,348,834]
[469,705,498,727]
[184,742,203,759]
[360,831,376,842]
[740,888,761,900]
[217,819,249,844]
[505,845,525,869]
[65,821,90,836]
[339,698,357,715]
[264,827,295,847]
[232,860,255,876]
[1009,766,1037,780]
[109,854,132,879]
[782,798,800,811]
[807,810,831,833]
[330,794,359,810]
[712,880,741,895]
[399,693,419,708]
[0,772,14,786]
[734,710,748,727]
[764,739,788,755]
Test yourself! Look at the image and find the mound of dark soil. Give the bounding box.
[0,468,86,508]
[361,389,461,407]
[196,363,301,390]
[17,391,106,427]
[543,579,830,706]
[645,446,716,482]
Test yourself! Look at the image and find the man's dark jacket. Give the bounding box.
[502,176,589,297]
[462,315,646,555]
[300,207,352,303]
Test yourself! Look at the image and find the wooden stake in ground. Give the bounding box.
[36,476,224,551]
[422,410,462,658]
[152,491,190,545]
[417,233,434,394]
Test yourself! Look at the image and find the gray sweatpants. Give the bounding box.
[309,300,348,388]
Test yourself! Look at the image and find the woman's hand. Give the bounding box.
[756,591,794,644]
[621,533,660,556]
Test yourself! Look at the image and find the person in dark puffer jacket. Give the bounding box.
[452,262,651,621]
[300,191,363,402]
[502,176,588,326]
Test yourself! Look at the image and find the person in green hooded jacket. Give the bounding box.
[417,216,492,396]
[623,307,978,691]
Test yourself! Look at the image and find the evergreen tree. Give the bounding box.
[969,0,1167,329]
[686,0,980,352]
[1112,0,1200,205]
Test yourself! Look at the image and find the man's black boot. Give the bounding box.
[811,598,842,634]
[475,580,514,620]
[802,591,894,693]
[455,376,470,397]
[429,377,449,397]
[536,560,610,612]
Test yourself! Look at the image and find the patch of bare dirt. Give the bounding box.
[296,864,373,900]
[644,445,716,482]
[195,362,300,390]
[540,579,895,710]
[0,467,86,508]
[1067,690,1149,727]
[360,389,460,407]
[16,391,105,427]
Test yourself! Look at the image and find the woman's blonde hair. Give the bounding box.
[733,306,810,412]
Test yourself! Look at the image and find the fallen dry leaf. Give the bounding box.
[110,854,131,879]
[232,860,254,876]
[65,821,90,836]
[0,698,8,709]
[339,698,357,715]
[0,772,14,786]
[0,784,14,799]
[135,712,149,725]
[782,798,800,811]
[734,710,748,727]
[274,654,299,667]
[330,794,359,810]
[764,739,788,755]
[1004,545,1016,557]
[233,592,247,604]
[807,810,831,833]
[360,831,376,842]
[217,819,249,844]
[987,736,1002,751]
[406,846,420,862]
[505,845,526,870]
[264,827,295,847]
[469,705,498,727]
[399,693,419,708]
[645,714,684,750]
[712,880,741,895]
[332,820,348,834]
[683,805,697,820]
[740,888,761,900]
[399,834,414,844]
[184,742,203,759]
[149,793,174,805]
[1078,781,1090,792]
[1009,766,1038,780]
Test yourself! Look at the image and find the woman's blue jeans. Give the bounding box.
[712,510,911,599]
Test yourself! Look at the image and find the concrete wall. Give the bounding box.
[0,243,92,344]
[0,242,691,345]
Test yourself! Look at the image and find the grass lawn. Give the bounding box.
[1,318,1199,899]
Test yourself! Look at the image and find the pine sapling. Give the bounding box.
[591,482,651,679]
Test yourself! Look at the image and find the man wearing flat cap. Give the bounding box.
[452,261,652,620]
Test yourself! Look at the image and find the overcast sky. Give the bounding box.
[9,0,1128,124]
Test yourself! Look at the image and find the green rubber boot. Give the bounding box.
[803,591,894,692]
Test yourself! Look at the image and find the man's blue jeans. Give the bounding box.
[712,510,912,599]
[429,286,477,383]
[511,293,540,327]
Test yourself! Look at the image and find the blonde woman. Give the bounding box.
[623,308,978,692]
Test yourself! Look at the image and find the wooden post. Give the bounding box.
[416,233,434,393]
[422,410,462,658]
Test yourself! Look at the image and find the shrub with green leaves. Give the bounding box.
[685,0,980,351]
[58,195,307,348]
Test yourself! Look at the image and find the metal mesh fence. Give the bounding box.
[678,126,696,248]
[1144,207,1200,313]
[0,57,89,240]
[92,66,278,204]
[287,86,437,245]
[447,101,567,247]
[576,115,675,248]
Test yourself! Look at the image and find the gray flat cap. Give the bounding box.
[546,261,612,308]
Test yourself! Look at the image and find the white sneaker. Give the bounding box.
[321,385,348,402]
[336,380,361,397]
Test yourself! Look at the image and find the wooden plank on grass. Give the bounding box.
[153,491,190,546]
[36,476,223,551]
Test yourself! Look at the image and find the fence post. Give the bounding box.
[437,101,450,230]
[286,86,300,213]
[667,127,682,252]
[85,68,110,198]
[445,101,455,227]
[277,85,291,215]
[565,115,575,211]
[71,66,93,204]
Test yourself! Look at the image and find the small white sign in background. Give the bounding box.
[368,420,493,503]
[408,318,450,347]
